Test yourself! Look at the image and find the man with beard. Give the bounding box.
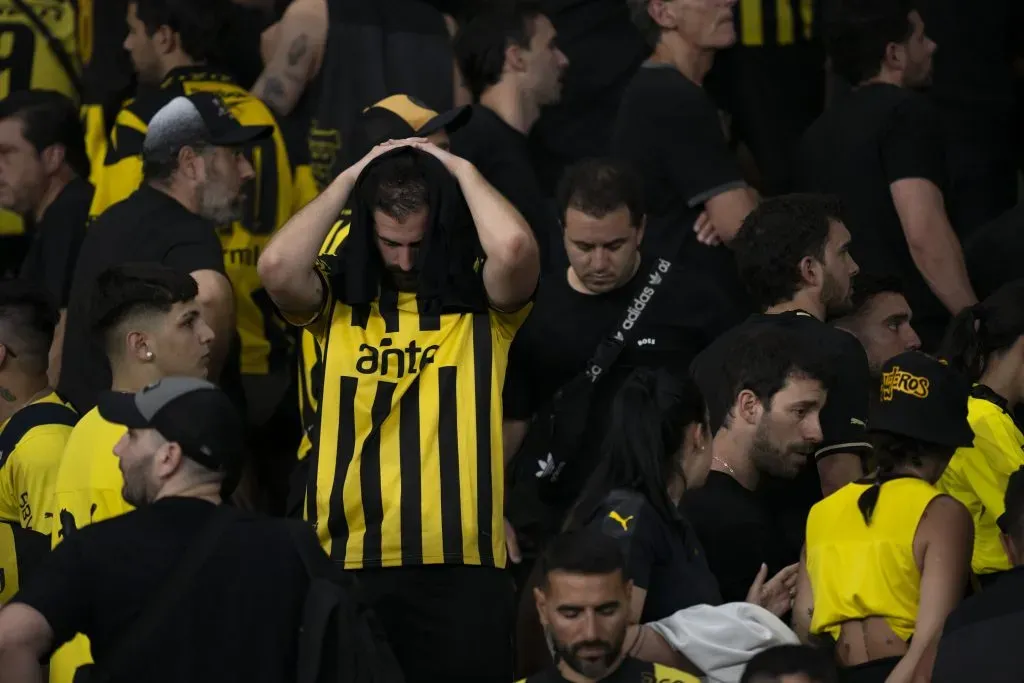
[832,274,921,380]
[692,194,871,513]
[58,93,261,414]
[523,529,699,683]
[685,324,829,604]
[0,378,328,683]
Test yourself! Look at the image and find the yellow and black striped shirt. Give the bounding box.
[735,0,817,47]
[89,65,318,378]
[297,217,349,463]
[297,257,530,569]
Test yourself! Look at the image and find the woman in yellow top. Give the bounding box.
[938,280,1024,584]
[794,352,974,683]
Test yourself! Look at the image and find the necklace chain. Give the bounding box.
[712,455,737,476]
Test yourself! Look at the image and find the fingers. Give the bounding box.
[504,518,521,565]
[692,211,722,246]
[746,562,768,602]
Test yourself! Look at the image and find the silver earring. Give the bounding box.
[145,351,154,360]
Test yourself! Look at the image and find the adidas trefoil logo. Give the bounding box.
[535,453,556,479]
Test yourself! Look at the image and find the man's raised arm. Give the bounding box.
[253,0,326,117]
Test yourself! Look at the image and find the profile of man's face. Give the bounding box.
[533,569,630,680]
[195,146,254,225]
[819,220,859,318]
[748,376,826,479]
[0,118,46,215]
[838,292,920,377]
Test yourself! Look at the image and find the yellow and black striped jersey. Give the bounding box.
[518,658,700,683]
[89,65,318,377]
[297,217,349,463]
[736,0,817,47]
[294,257,529,569]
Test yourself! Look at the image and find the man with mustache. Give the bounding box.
[685,324,828,605]
[523,529,699,682]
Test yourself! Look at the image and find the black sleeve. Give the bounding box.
[11,535,91,649]
[502,333,539,421]
[880,95,948,189]
[163,220,226,275]
[815,334,872,460]
[659,83,747,208]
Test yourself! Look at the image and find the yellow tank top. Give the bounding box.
[806,477,941,641]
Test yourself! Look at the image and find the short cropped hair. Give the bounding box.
[0,279,58,375]
[556,158,645,228]
[360,153,430,221]
[91,264,199,357]
[826,0,916,85]
[454,1,546,99]
[538,529,625,588]
[0,90,89,178]
[133,0,227,62]
[741,645,839,683]
[847,272,906,316]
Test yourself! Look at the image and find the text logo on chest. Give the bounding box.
[356,338,440,378]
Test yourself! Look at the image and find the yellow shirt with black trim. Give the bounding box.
[0,0,86,241]
[88,64,319,377]
[297,217,350,463]
[806,477,941,641]
[735,0,816,47]
[938,391,1024,575]
[47,406,130,683]
[293,256,530,569]
[0,391,76,604]
[517,658,700,682]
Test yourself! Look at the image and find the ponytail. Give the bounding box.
[859,431,956,524]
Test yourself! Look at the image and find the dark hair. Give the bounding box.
[733,194,846,311]
[847,272,906,315]
[0,279,58,375]
[940,280,1024,384]
[556,158,645,229]
[567,369,708,532]
[454,0,545,99]
[361,153,430,221]
[0,90,89,179]
[91,263,199,356]
[132,0,227,62]
[857,431,956,524]
[825,0,915,84]
[538,529,626,587]
[1000,467,1024,541]
[718,326,831,428]
[741,645,839,683]
[625,0,660,47]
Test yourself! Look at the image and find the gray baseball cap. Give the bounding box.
[97,377,244,471]
[143,92,272,162]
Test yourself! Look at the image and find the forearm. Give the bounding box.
[906,226,976,314]
[451,162,538,264]
[0,647,45,683]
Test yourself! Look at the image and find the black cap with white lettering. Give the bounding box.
[870,351,973,448]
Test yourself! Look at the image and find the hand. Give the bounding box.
[406,139,470,175]
[693,211,721,246]
[745,562,799,617]
[341,137,429,182]
[505,517,522,565]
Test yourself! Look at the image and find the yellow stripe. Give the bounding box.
[800,0,814,40]
[776,0,795,45]
[741,0,763,46]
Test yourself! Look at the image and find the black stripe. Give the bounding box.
[417,300,442,331]
[472,312,495,566]
[327,376,359,564]
[762,0,778,46]
[793,0,809,40]
[350,305,371,329]
[379,287,400,333]
[359,381,395,568]
[437,366,464,563]
[399,376,423,562]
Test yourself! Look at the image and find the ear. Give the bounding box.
[155,440,186,479]
[798,254,822,289]
[636,217,646,247]
[883,41,906,71]
[177,146,205,182]
[533,586,549,626]
[686,420,707,454]
[126,330,152,362]
[152,23,176,55]
[505,40,528,74]
[736,389,764,426]
[647,0,677,30]
[40,144,66,175]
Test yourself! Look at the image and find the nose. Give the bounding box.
[806,414,824,443]
[580,611,599,642]
[590,248,610,272]
[198,318,215,345]
[122,35,131,52]
[237,154,255,180]
[113,432,130,459]
[904,325,922,351]
[849,256,860,277]
[396,247,416,272]
[557,49,569,69]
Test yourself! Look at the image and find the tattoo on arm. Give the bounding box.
[287,34,308,66]
[261,76,287,107]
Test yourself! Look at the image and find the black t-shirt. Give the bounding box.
[684,471,798,604]
[796,84,950,338]
[451,105,561,271]
[611,64,750,308]
[588,490,721,622]
[58,186,225,414]
[965,202,1024,300]
[522,657,695,683]
[691,311,872,544]
[19,177,93,309]
[13,497,311,683]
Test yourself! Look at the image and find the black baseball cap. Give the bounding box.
[98,377,244,472]
[143,92,273,160]
[870,351,974,448]
[349,94,470,161]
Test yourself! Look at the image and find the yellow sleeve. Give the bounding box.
[8,427,70,535]
[969,414,1024,518]
[0,453,17,523]
[81,103,109,187]
[49,636,93,683]
[88,107,149,218]
[492,301,534,342]
[937,452,983,521]
[653,663,701,682]
[0,522,18,604]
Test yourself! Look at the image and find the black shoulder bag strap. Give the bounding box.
[9,0,85,100]
[0,401,78,470]
[85,505,238,683]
